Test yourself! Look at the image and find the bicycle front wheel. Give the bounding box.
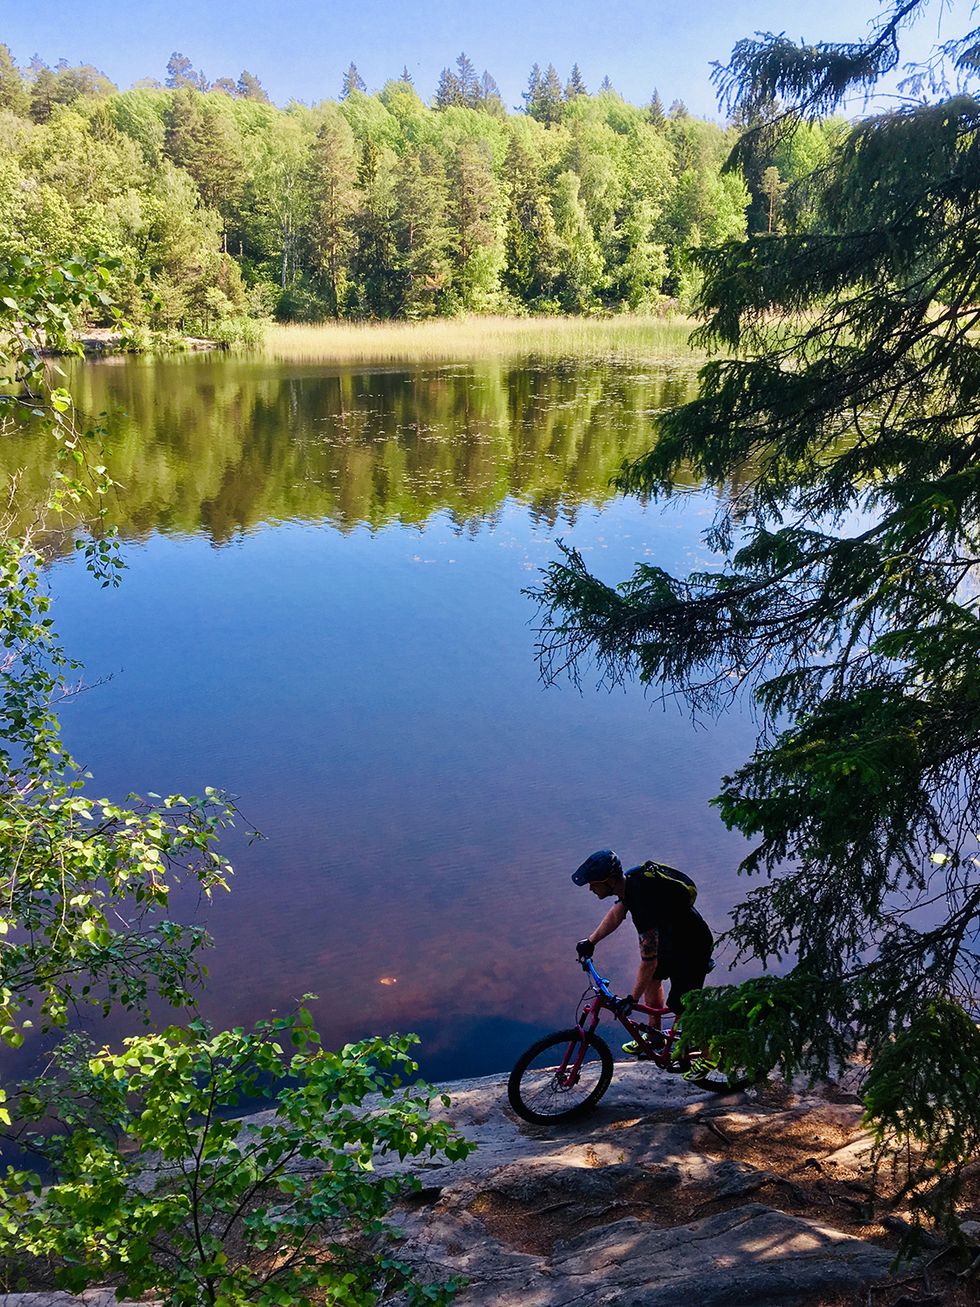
[507,1027,614,1124]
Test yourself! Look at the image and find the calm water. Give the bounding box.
[10,351,758,1080]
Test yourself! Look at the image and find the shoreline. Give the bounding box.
[57,312,701,366]
[7,1062,974,1305]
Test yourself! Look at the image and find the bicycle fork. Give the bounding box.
[558,1000,604,1087]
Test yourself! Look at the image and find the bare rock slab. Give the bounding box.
[454,1202,892,1306]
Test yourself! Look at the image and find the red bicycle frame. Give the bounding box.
[557,959,681,1087]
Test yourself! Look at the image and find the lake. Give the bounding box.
[9,348,759,1081]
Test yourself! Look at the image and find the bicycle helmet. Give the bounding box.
[571,849,623,885]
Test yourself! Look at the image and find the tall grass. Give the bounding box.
[261,314,701,365]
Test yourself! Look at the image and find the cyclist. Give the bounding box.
[572,849,713,1056]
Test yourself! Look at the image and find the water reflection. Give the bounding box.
[4,355,699,541]
[7,353,758,1082]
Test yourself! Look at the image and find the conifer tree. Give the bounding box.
[647,88,666,128]
[446,138,499,305]
[565,64,587,99]
[502,133,562,303]
[164,87,244,219]
[434,65,462,109]
[27,63,58,122]
[475,70,504,114]
[0,43,29,117]
[521,64,543,116]
[393,145,450,317]
[454,52,479,107]
[236,69,269,102]
[165,52,207,91]
[532,0,980,1234]
[306,110,359,315]
[536,64,565,124]
[341,62,366,98]
[349,139,399,317]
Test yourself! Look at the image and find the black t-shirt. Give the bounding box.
[620,862,711,955]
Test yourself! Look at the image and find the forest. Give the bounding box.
[0,44,838,337]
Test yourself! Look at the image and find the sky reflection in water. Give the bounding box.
[18,353,759,1080]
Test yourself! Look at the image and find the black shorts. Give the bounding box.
[655,915,713,1015]
[662,957,710,1015]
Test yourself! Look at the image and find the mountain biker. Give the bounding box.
[572,849,713,1056]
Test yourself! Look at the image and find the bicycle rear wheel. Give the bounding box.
[682,1052,751,1093]
[507,1028,614,1124]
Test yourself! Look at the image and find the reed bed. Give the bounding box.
[262,314,700,365]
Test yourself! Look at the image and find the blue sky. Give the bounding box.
[0,0,965,116]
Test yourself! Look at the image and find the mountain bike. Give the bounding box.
[507,955,747,1124]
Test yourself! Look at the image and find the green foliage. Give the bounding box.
[863,999,980,1230]
[1,240,470,1307]
[0,251,235,1082]
[5,1011,473,1305]
[0,44,749,328]
[678,975,854,1084]
[531,0,980,1235]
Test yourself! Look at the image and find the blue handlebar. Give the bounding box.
[582,956,615,1000]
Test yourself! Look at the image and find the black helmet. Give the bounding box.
[572,849,622,886]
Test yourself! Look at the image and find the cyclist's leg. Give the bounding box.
[636,930,666,1027]
[665,915,713,1017]
[641,973,666,1024]
[623,960,669,1055]
[665,960,708,1017]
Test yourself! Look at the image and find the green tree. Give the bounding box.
[243,112,312,292]
[435,54,487,110]
[434,64,462,109]
[533,0,980,1236]
[522,63,542,115]
[565,64,587,99]
[525,62,564,125]
[28,63,59,122]
[26,58,114,123]
[0,43,29,116]
[51,60,116,104]
[501,128,562,307]
[0,251,236,1066]
[8,1015,471,1306]
[552,169,602,310]
[306,107,359,315]
[759,164,786,233]
[348,138,400,317]
[341,61,366,98]
[236,68,269,102]
[647,88,666,128]
[446,137,501,308]
[164,86,245,223]
[165,51,207,91]
[393,144,450,316]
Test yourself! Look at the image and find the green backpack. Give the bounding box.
[632,860,698,910]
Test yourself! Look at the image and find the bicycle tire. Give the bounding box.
[682,1053,751,1094]
[507,1028,614,1124]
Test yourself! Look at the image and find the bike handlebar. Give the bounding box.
[579,954,616,1001]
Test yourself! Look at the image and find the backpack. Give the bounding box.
[631,860,698,910]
